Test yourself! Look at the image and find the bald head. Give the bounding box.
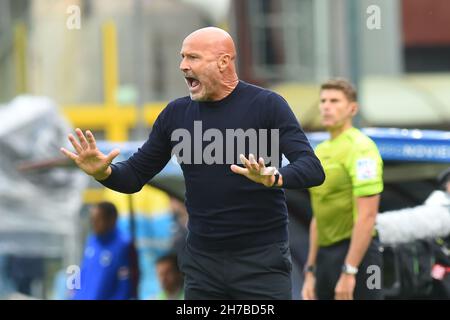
[179,27,239,101]
[183,27,236,60]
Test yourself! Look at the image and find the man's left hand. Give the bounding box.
[334,273,356,300]
[230,154,279,187]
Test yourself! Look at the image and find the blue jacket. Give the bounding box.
[73,227,132,300]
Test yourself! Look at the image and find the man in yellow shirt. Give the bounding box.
[302,79,384,300]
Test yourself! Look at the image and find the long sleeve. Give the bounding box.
[98,107,172,193]
[109,243,132,300]
[267,93,325,189]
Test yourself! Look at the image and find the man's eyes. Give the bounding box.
[181,56,198,61]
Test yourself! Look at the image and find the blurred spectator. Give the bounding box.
[153,253,184,300]
[115,195,178,299]
[72,201,134,300]
[169,195,188,255]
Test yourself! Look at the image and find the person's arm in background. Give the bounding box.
[301,217,318,300]
[334,195,380,300]
[61,104,173,194]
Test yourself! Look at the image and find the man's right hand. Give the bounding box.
[301,272,316,300]
[60,128,120,181]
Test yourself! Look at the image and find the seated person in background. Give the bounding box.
[153,253,184,300]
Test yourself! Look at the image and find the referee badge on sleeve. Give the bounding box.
[356,158,377,180]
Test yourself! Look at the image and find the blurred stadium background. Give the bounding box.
[0,0,449,300]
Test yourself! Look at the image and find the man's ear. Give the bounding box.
[218,54,230,72]
[350,102,359,117]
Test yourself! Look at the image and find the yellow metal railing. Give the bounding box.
[14,22,27,94]
[63,22,138,142]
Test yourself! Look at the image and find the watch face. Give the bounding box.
[305,265,315,274]
[342,264,358,274]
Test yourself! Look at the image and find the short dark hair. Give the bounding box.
[156,252,179,271]
[437,168,450,190]
[320,78,357,102]
[96,201,118,221]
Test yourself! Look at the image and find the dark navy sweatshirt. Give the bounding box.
[99,81,325,250]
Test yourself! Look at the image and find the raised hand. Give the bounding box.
[230,153,279,187]
[60,128,120,180]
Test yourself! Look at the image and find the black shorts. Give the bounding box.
[178,241,292,300]
[315,237,384,300]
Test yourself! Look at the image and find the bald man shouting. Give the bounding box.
[61,27,324,300]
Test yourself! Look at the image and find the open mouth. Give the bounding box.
[185,76,200,90]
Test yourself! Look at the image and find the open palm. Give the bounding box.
[60,128,120,180]
[230,154,277,187]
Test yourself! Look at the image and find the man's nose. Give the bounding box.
[179,58,189,72]
[320,102,330,111]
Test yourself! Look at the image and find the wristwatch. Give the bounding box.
[304,265,316,275]
[271,173,280,187]
[342,264,358,275]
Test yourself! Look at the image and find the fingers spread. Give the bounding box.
[239,154,251,170]
[86,130,97,149]
[68,134,83,153]
[261,166,277,176]
[258,157,265,168]
[106,148,120,163]
[75,128,89,149]
[230,164,248,176]
[259,157,270,175]
[60,147,78,161]
[248,154,259,172]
